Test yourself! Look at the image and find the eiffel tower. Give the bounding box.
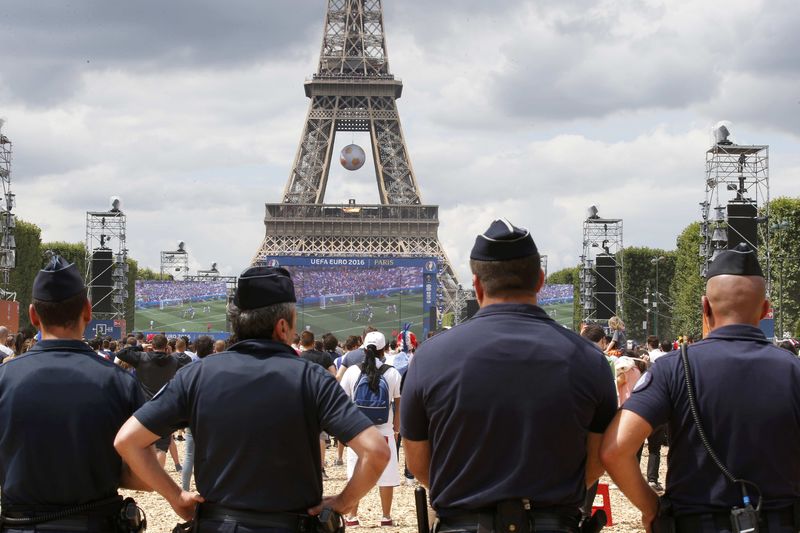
[252,0,461,319]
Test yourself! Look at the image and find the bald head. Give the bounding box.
[703,275,769,330]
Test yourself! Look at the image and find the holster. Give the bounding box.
[494,500,531,533]
[651,497,675,533]
[114,497,147,533]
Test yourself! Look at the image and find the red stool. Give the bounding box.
[592,482,614,526]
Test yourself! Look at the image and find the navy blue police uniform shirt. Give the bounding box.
[0,339,145,509]
[624,324,800,515]
[400,303,618,516]
[133,338,374,512]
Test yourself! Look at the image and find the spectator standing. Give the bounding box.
[0,326,13,362]
[116,333,188,471]
[339,331,402,527]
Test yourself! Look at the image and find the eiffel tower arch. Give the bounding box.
[253,0,461,322]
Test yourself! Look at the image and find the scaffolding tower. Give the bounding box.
[161,242,189,280]
[579,213,624,324]
[0,122,16,299]
[700,142,770,286]
[85,210,128,320]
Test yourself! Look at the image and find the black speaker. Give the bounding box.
[465,299,479,320]
[594,254,617,320]
[727,202,758,250]
[429,307,438,331]
[90,250,114,314]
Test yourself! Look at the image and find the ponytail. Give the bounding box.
[363,344,381,392]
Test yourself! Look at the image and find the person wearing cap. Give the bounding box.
[0,256,149,532]
[339,331,403,526]
[401,219,618,533]
[601,243,800,533]
[114,266,390,532]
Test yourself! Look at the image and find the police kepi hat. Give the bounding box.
[32,255,86,302]
[470,218,538,261]
[234,266,296,310]
[706,242,764,279]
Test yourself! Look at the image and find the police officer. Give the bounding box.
[601,243,800,532]
[0,256,148,532]
[114,266,390,532]
[401,219,618,533]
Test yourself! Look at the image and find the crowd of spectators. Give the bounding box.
[135,281,227,307]
[537,284,573,304]
[287,266,422,300]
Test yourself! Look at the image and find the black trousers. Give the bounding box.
[646,425,667,483]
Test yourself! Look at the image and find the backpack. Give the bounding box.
[353,364,393,425]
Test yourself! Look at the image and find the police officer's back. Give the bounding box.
[601,243,800,532]
[400,220,618,533]
[0,256,147,532]
[114,266,390,532]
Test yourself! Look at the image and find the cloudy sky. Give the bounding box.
[1,0,799,282]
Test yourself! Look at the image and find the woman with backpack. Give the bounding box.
[339,331,402,527]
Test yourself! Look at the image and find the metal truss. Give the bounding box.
[579,217,624,324]
[256,0,461,319]
[700,143,770,287]
[85,210,128,320]
[318,0,389,77]
[283,94,421,206]
[161,250,189,280]
[0,123,15,299]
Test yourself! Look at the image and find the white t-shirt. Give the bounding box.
[649,348,666,363]
[340,360,401,436]
[0,344,14,359]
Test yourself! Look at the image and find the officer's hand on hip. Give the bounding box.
[308,495,354,517]
[168,490,204,522]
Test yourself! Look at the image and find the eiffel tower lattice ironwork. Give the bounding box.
[252,0,461,321]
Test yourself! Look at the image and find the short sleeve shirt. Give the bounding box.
[0,340,145,507]
[624,325,800,515]
[401,304,617,515]
[133,338,373,512]
[340,361,402,436]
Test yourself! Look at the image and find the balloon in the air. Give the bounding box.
[340,144,366,171]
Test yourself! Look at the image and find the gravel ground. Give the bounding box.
[122,440,667,533]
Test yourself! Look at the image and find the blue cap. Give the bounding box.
[470,219,538,261]
[234,266,296,310]
[32,256,86,302]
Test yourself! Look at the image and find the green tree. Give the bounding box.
[137,267,169,281]
[9,220,43,332]
[547,266,580,331]
[768,197,800,338]
[42,241,87,278]
[620,248,676,343]
[669,222,705,339]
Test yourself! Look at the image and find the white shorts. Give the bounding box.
[346,433,399,487]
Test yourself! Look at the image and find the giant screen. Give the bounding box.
[264,256,438,340]
[134,280,228,334]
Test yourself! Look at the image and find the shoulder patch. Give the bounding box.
[632,371,652,393]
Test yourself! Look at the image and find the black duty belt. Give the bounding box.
[674,507,797,533]
[1,515,111,531]
[197,503,306,531]
[436,511,580,533]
